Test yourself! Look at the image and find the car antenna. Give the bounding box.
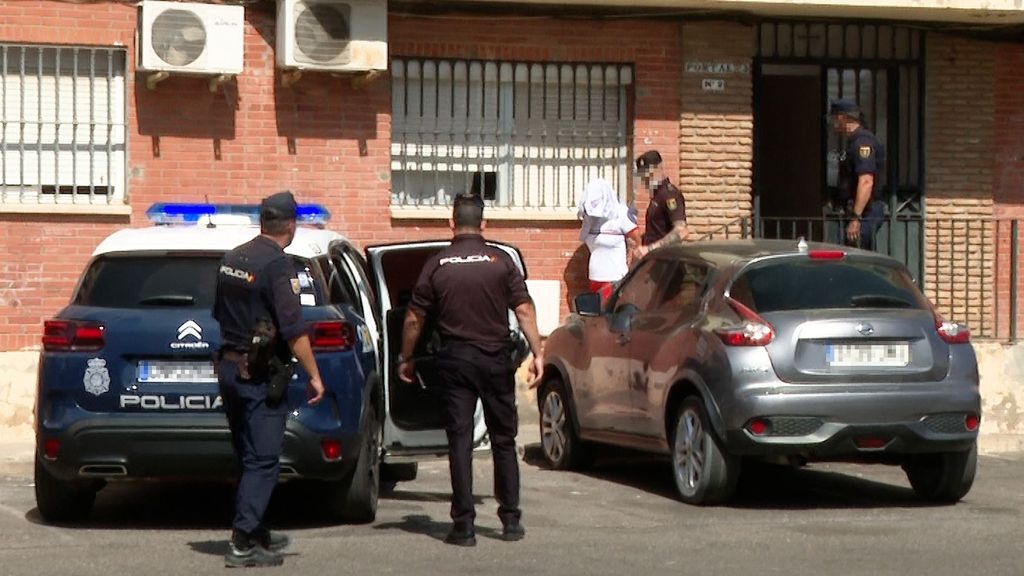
[204,194,216,229]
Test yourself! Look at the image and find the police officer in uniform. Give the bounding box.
[214,191,325,568]
[633,150,689,260]
[830,99,886,250]
[398,193,544,546]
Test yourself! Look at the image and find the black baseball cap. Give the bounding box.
[635,150,663,173]
[260,190,298,221]
[829,99,861,118]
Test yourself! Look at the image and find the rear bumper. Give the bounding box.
[36,411,363,483]
[719,381,981,459]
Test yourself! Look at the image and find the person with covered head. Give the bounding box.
[577,178,640,303]
[829,99,886,250]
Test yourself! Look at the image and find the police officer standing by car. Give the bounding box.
[829,99,887,250]
[398,192,544,547]
[633,150,689,260]
[213,191,325,568]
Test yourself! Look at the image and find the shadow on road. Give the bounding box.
[373,513,502,542]
[521,442,931,510]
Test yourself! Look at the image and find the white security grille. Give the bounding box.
[1,44,127,205]
[391,59,633,213]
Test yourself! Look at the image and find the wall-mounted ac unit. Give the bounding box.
[276,0,387,73]
[137,0,244,75]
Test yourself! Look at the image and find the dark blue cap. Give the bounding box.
[829,99,861,117]
[635,150,662,172]
[260,190,298,220]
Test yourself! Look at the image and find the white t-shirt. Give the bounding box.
[582,203,638,282]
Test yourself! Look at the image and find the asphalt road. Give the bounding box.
[2,437,1023,576]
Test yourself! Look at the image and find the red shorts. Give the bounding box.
[589,281,614,304]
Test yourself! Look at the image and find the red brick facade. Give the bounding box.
[1,1,1023,350]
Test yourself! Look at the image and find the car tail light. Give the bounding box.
[746,418,769,436]
[808,250,845,260]
[42,320,105,352]
[311,321,355,351]
[929,306,970,344]
[965,413,980,432]
[43,438,60,460]
[715,298,774,346]
[321,438,343,461]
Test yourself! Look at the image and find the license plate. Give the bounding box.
[826,343,910,367]
[137,360,218,383]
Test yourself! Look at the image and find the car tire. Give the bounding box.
[539,378,591,470]
[34,458,96,523]
[328,407,381,523]
[670,397,739,505]
[903,442,977,503]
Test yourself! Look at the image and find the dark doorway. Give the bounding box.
[756,65,823,236]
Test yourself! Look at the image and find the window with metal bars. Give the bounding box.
[1,44,127,206]
[390,59,633,215]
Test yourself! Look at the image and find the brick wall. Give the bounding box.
[679,21,755,238]
[993,40,1024,339]
[924,33,996,334]
[0,2,683,349]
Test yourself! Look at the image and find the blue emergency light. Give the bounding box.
[146,203,331,226]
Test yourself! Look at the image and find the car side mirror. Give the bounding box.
[574,292,603,317]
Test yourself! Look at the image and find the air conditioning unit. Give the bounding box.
[276,0,387,73]
[137,1,244,75]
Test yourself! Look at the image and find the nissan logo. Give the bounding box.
[856,323,875,336]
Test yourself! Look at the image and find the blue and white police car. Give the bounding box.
[35,203,528,523]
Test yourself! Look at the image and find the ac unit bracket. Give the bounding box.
[145,71,171,90]
[281,69,303,88]
[350,69,383,90]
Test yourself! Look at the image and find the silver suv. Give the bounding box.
[539,240,980,505]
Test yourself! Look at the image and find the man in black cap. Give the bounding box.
[633,150,688,260]
[213,190,325,567]
[398,192,544,547]
[829,99,886,250]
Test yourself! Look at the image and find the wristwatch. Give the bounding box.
[851,212,862,221]
[397,354,409,364]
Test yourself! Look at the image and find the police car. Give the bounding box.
[35,203,528,523]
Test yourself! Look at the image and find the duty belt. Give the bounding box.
[218,349,251,380]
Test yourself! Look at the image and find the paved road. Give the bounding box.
[1,436,1023,576]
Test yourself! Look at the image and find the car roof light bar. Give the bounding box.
[146,203,331,226]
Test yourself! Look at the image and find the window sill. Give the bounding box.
[0,203,131,216]
[390,205,578,221]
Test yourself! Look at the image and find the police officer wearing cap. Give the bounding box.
[213,191,326,568]
[633,150,689,260]
[398,193,544,547]
[829,99,887,250]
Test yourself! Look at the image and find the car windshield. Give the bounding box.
[74,253,324,309]
[729,257,928,313]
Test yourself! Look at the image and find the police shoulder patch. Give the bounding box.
[666,198,678,211]
[859,145,872,159]
[290,278,301,294]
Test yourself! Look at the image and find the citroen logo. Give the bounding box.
[856,322,875,336]
[177,320,202,341]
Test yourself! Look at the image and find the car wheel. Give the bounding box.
[670,397,739,505]
[903,442,977,503]
[539,378,591,470]
[328,407,381,523]
[34,457,96,523]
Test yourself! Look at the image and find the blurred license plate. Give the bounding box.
[137,360,217,383]
[826,343,910,367]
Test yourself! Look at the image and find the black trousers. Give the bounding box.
[219,361,288,535]
[435,343,521,529]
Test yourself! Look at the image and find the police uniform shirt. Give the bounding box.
[214,235,305,352]
[409,234,531,354]
[642,178,687,246]
[842,126,886,202]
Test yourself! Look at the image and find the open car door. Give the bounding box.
[364,240,528,460]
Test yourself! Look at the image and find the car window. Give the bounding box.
[74,255,221,309]
[314,255,354,306]
[656,261,708,313]
[731,257,928,313]
[613,259,675,313]
[291,258,326,307]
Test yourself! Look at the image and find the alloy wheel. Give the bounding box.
[673,406,706,497]
[542,390,567,465]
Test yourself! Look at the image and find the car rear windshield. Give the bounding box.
[74,254,325,309]
[729,257,929,313]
